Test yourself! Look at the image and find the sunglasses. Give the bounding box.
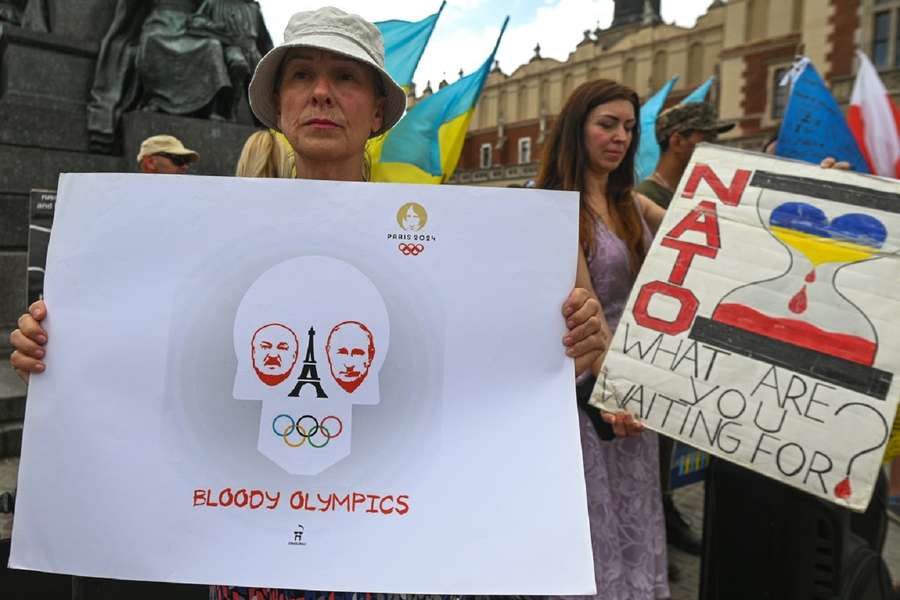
[156,153,193,167]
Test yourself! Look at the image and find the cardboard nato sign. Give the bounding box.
[233,256,390,474]
[593,144,900,511]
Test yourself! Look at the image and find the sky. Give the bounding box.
[258,0,715,92]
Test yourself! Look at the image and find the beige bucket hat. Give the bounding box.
[136,135,199,163]
[248,6,406,137]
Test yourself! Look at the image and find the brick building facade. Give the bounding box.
[443,0,899,187]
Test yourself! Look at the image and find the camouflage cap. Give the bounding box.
[655,102,735,145]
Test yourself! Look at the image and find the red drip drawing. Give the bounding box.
[834,477,852,500]
[805,269,816,283]
[788,286,808,314]
[712,303,876,366]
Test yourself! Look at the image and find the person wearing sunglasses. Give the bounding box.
[137,134,200,174]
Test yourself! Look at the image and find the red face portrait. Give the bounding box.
[251,323,299,386]
[326,321,375,393]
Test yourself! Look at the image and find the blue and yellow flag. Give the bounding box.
[635,76,678,182]
[376,2,446,92]
[683,77,714,104]
[371,17,509,184]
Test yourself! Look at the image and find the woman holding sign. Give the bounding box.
[9,6,608,599]
[538,79,669,600]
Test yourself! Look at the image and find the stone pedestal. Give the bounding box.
[0,21,262,458]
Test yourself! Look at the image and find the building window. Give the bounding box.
[871,1,900,69]
[896,10,900,66]
[652,50,668,90]
[772,66,790,119]
[480,143,492,169]
[623,58,636,90]
[874,10,891,67]
[746,0,770,42]
[517,84,528,121]
[563,73,573,98]
[518,137,532,164]
[792,0,804,32]
[687,42,704,86]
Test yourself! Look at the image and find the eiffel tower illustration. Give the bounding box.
[288,326,328,399]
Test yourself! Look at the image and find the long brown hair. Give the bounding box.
[537,79,645,270]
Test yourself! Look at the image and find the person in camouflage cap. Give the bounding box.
[635,102,735,210]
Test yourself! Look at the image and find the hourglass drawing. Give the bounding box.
[690,171,896,401]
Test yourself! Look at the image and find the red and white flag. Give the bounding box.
[847,50,900,179]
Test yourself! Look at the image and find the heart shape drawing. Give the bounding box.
[769,202,887,266]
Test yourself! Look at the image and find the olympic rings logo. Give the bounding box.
[272,414,344,448]
[398,243,425,256]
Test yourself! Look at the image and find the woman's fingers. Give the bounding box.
[566,329,607,359]
[10,328,45,359]
[10,350,44,382]
[564,314,605,348]
[562,287,590,319]
[601,410,645,437]
[16,312,47,345]
[565,296,601,336]
[8,301,49,383]
[28,300,47,321]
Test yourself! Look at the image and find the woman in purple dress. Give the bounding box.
[538,79,669,600]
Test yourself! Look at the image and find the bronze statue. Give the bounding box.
[0,0,26,26]
[189,0,271,120]
[135,0,232,118]
[87,0,271,151]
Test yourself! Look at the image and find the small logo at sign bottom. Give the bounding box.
[289,524,306,546]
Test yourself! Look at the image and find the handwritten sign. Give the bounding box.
[593,145,900,510]
[777,60,869,173]
[11,174,594,594]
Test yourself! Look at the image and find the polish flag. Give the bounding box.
[847,50,900,178]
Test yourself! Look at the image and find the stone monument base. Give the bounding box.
[0,22,262,459]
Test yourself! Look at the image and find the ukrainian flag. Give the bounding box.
[376,2,446,92]
[683,77,714,104]
[635,76,678,182]
[635,76,712,181]
[371,17,509,184]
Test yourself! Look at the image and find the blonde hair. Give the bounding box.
[235,130,295,178]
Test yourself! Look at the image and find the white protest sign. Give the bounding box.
[10,174,594,594]
[593,145,900,511]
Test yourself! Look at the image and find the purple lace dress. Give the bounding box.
[564,215,669,600]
